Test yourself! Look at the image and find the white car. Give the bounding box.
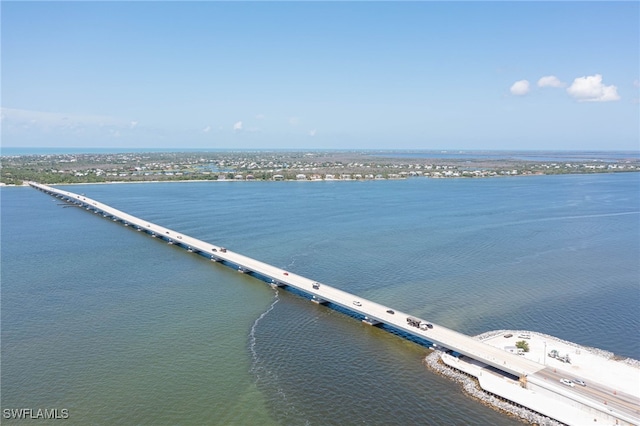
[573,378,586,387]
[353,301,362,307]
[560,379,575,387]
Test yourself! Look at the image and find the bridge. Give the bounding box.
[29,182,639,426]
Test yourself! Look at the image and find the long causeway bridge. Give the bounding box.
[30,182,639,426]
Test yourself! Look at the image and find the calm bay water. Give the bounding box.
[2,173,639,425]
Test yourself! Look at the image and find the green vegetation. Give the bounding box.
[516,340,530,352]
[1,151,638,185]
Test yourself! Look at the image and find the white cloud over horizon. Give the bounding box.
[510,80,530,96]
[0,107,141,142]
[1,107,127,128]
[233,121,243,132]
[0,107,163,147]
[538,75,565,88]
[566,74,620,102]
[510,74,622,103]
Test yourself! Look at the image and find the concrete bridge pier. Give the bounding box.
[311,296,328,305]
[362,317,381,326]
[270,280,285,289]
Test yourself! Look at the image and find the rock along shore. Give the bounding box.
[423,329,640,425]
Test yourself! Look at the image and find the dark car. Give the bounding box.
[386,309,395,314]
[312,282,320,290]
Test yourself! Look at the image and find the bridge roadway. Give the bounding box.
[33,182,640,424]
[30,182,544,379]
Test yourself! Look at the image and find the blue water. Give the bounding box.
[2,173,639,425]
[374,150,640,162]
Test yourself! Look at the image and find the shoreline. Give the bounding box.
[3,170,637,188]
[3,150,638,186]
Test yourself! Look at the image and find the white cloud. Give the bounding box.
[202,125,211,133]
[255,113,265,120]
[537,75,565,88]
[566,74,620,102]
[510,80,530,96]
[0,107,142,140]
[309,129,317,137]
[1,107,124,128]
[233,121,243,132]
[288,117,299,126]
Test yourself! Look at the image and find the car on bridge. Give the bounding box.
[419,322,434,330]
[573,378,586,386]
[560,379,575,387]
[353,301,362,307]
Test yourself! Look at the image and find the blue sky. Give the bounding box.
[2,1,639,150]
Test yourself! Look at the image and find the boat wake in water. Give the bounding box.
[249,288,311,425]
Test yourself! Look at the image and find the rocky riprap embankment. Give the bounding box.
[423,328,640,426]
[423,348,563,425]
[425,329,639,424]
